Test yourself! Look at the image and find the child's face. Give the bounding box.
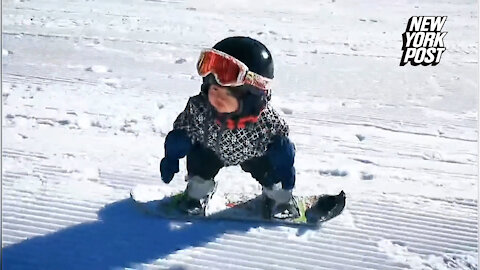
[208,85,239,113]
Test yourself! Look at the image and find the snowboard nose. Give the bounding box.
[305,190,346,224]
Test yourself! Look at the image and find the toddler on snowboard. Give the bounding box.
[160,36,299,219]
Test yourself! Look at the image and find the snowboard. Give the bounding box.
[130,185,346,227]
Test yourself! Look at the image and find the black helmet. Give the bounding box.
[201,36,273,121]
[213,36,274,79]
[201,36,274,95]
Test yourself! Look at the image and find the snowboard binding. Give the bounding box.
[263,195,301,220]
[177,175,217,216]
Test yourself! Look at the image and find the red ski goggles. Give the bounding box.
[197,48,272,93]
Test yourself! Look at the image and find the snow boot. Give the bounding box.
[178,175,216,216]
[262,183,300,220]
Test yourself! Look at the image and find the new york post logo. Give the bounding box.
[400,16,447,66]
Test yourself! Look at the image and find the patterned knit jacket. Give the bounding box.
[173,93,289,166]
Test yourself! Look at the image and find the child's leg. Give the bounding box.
[240,156,277,187]
[181,143,224,215]
[240,156,295,190]
[187,143,224,180]
[241,136,299,219]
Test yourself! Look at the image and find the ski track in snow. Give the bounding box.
[2,0,478,269]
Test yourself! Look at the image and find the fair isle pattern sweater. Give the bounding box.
[173,93,289,166]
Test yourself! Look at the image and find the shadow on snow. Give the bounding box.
[2,197,265,270]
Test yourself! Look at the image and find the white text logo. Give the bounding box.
[400,16,447,66]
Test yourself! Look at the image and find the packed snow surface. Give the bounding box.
[2,0,478,269]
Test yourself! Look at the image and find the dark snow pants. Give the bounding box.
[186,143,294,189]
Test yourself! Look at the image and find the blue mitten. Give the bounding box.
[160,129,193,183]
[160,157,179,183]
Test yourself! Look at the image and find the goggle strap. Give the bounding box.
[245,71,272,92]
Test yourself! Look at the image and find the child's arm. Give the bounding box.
[265,104,290,137]
[172,97,202,136]
[265,135,296,190]
[160,97,200,183]
[265,107,295,190]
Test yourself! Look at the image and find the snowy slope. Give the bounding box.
[2,0,478,269]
